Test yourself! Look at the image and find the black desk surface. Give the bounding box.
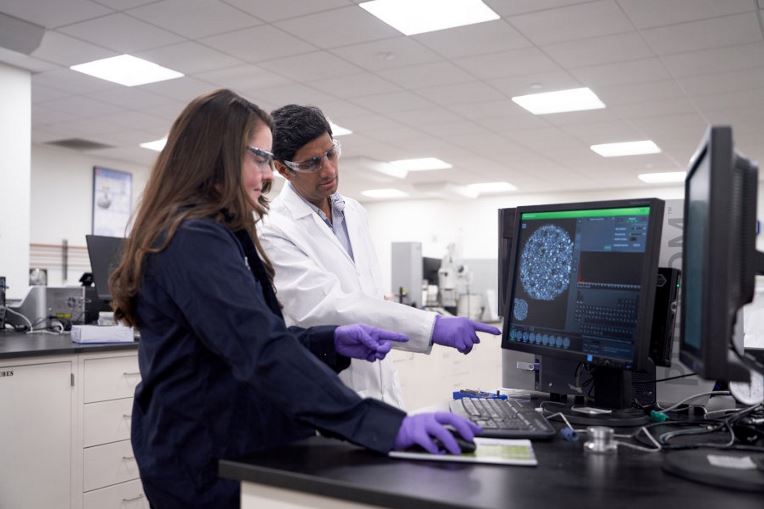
[220,435,763,509]
[0,331,138,359]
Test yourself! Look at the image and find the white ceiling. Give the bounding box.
[2,0,764,201]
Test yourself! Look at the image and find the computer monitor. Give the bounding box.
[502,199,664,425]
[680,125,764,382]
[85,234,124,301]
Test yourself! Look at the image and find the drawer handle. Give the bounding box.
[122,494,144,503]
[122,455,135,461]
[122,414,132,419]
[123,371,141,376]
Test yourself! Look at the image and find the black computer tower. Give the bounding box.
[497,207,517,317]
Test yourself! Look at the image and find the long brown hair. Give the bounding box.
[110,89,275,327]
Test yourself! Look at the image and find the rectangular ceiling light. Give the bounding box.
[389,157,452,172]
[466,181,517,195]
[71,55,183,87]
[359,0,499,35]
[361,188,409,199]
[590,140,661,157]
[330,122,352,136]
[638,171,686,183]
[140,137,167,151]
[511,87,605,115]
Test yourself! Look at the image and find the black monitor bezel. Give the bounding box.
[85,234,124,301]
[679,126,754,381]
[500,198,664,371]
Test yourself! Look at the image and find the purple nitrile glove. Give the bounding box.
[393,412,482,455]
[431,315,501,354]
[334,324,408,362]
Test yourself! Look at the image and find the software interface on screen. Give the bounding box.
[506,206,653,367]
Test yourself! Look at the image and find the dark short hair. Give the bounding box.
[271,104,332,161]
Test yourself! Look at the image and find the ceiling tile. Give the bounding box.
[201,25,316,63]
[393,107,467,128]
[88,86,181,111]
[484,0,599,16]
[90,0,157,8]
[31,83,72,103]
[275,5,399,48]
[677,66,764,96]
[414,19,530,58]
[263,51,362,81]
[127,0,262,38]
[661,42,764,77]
[330,37,442,71]
[488,71,581,97]
[641,13,763,56]
[570,58,671,87]
[508,0,633,45]
[0,0,112,28]
[543,32,655,67]
[351,90,436,114]
[595,80,687,106]
[59,13,184,53]
[0,47,58,72]
[135,41,241,74]
[31,31,116,66]
[220,0,350,22]
[195,64,292,90]
[249,83,338,108]
[453,47,562,80]
[416,81,506,105]
[36,95,124,117]
[382,61,474,90]
[610,97,699,119]
[33,68,117,95]
[309,72,400,98]
[618,0,756,29]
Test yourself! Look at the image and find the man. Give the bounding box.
[260,104,500,408]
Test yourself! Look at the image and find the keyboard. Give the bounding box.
[451,398,557,440]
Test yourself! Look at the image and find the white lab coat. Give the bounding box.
[259,183,436,408]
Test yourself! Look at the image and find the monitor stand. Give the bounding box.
[557,366,650,427]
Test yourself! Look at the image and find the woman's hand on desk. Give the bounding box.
[334,324,409,362]
[393,412,481,455]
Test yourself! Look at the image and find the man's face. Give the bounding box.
[278,132,339,207]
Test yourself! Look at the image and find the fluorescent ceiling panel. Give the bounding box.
[590,140,661,157]
[511,87,605,115]
[330,122,352,136]
[389,157,452,172]
[71,55,183,87]
[359,0,499,36]
[140,137,167,151]
[361,188,409,199]
[637,171,686,183]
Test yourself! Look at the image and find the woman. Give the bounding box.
[109,89,479,508]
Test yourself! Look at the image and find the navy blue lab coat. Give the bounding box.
[130,218,406,508]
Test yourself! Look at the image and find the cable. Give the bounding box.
[645,372,697,384]
[1,306,33,330]
[656,391,731,412]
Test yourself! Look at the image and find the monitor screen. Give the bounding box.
[422,257,441,285]
[679,126,758,382]
[502,200,664,372]
[85,234,124,301]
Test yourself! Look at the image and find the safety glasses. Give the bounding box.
[281,139,341,173]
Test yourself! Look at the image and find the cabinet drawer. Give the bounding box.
[83,398,133,447]
[84,479,148,509]
[83,356,140,403]
[84,439,140,492]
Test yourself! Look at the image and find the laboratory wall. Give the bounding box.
[29,144,151,286]
[364,185,687,295]
[0,63,31,299]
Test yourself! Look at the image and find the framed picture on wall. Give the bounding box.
[92,166,132,237]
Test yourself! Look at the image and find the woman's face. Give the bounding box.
[241,124,274,206]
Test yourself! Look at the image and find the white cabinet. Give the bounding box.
[78,352,144,509]
[0,348,144,509]
[0,358,74,509]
